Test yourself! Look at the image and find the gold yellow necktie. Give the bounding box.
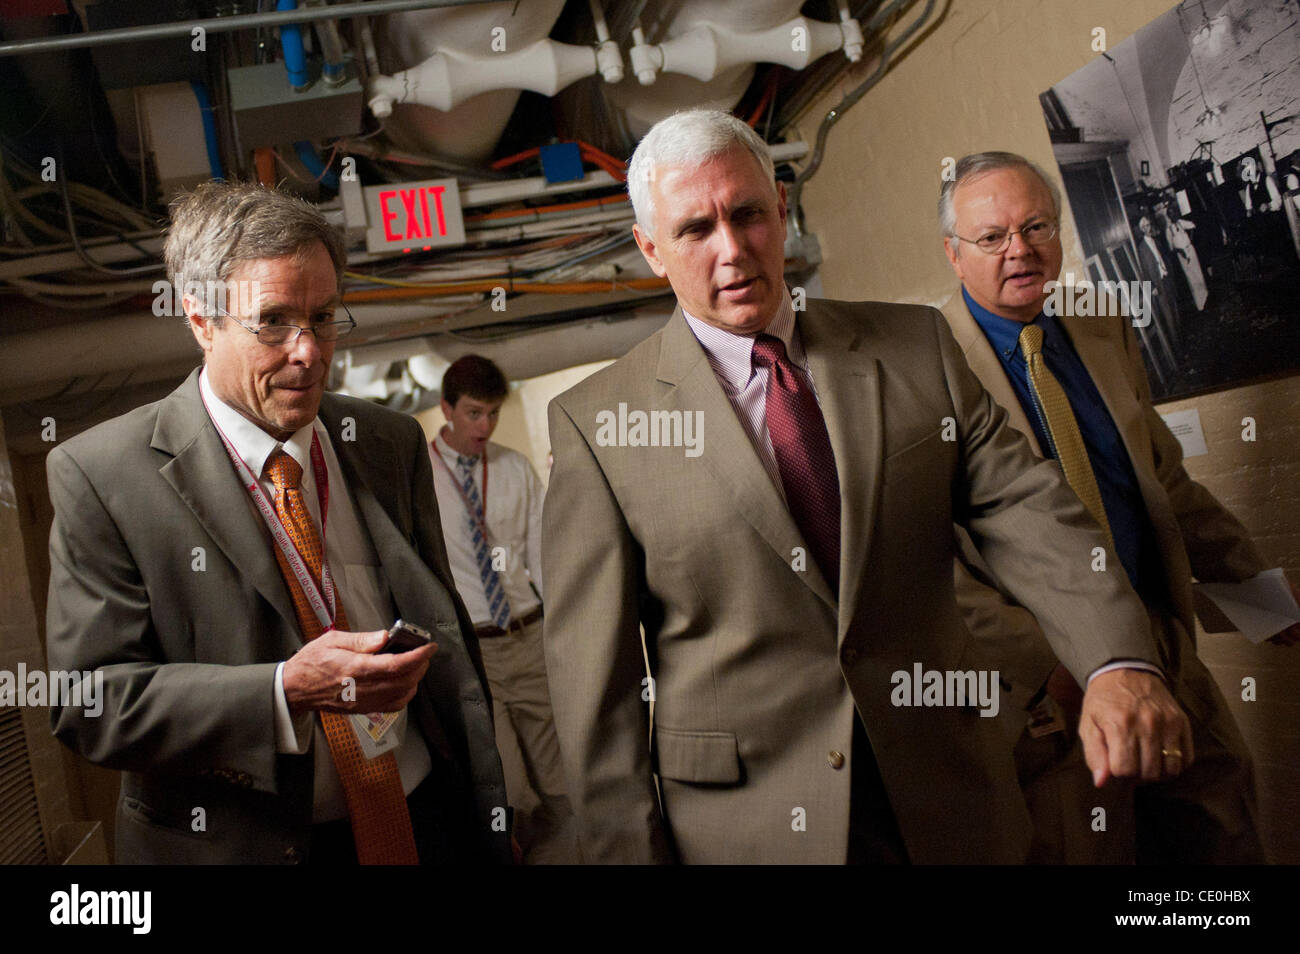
[1018,324,1116,554]
[266,450,419,865]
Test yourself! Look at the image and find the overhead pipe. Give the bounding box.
[0,300,465,398]
[627,11,864,86]
[0,0,501,58]
[190,81,225,179]
[773,0,909,138]
[305,0,350,86]
[787,0,936,238]
[367,37,610,117]
[277,0,311,90]
[588,0,624,84]
[353,15,381,77]
[368,0,623,117]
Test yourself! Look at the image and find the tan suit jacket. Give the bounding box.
[940,293,1269,731]
[542,299,1162,864]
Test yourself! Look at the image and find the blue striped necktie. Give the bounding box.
[456,454,512,628]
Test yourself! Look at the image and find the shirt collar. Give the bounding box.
[681,288,802,393]
[962,285,1052,363]
[199,367,314,478]
[434,427,479,469]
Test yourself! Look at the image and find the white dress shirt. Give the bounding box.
[429,430,545,627]
[199,370,431,822]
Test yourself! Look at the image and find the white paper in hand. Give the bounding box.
[1194,569,1300,643]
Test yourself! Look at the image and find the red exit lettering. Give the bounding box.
[378,185,451,243]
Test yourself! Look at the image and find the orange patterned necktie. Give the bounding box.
[266,450,419,865]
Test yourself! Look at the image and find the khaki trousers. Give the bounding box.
[477,614,576,863]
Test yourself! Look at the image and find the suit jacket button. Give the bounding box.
[285,846,302,864]
[843,648,857,664]
[828,750,845,770]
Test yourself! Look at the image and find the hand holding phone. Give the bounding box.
[380,619,434,654]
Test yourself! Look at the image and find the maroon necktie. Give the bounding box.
[752,334,841,595]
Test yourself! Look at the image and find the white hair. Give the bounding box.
[627,109,776,238]
[938,151,1062,243]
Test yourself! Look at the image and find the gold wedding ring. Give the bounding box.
[1161,748,1183,759]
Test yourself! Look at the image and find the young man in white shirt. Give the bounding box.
[428,355,574,862]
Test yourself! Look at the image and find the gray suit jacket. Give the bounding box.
[45,368,510,864]
[542,300,1161,864]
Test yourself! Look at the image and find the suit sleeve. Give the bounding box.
[45,445,282,790]
[541,396,674,864]
[952,526,1059,714]
[934,310,1161,685]
[1122,318,1269,583]
[524,458,546,599]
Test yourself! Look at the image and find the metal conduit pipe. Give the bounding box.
[0,301,461,396]
[0,0,500,58]
[786,0,936,238]
[771,0,904,137]
[305,0,350,85]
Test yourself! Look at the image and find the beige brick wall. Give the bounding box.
[1160,378,1300,863]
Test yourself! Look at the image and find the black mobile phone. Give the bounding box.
[381,619,433,654]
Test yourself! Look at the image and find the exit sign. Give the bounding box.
[363,178,466,253]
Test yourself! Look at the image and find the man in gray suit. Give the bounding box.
[541,110,1195,864]
[46,182,509,864]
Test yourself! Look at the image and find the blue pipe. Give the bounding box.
[277,0,310,91]
[295,141,339,190]
[189,81,225,180]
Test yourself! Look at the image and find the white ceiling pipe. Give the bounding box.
[430,306,673,383]
[629,14,862,86]
[0,234,166,282]
[0,300,459,395]
[336,305,673,397]
[589,0,624,83]
[838,0,865,62]
[376,0,565,163]
[368,37,603,116]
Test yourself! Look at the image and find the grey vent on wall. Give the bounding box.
[0,707,47,864]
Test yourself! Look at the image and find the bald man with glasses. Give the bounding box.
[938,151,1298,864]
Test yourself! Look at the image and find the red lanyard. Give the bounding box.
[433,439,490,541]
[201,375,338,629]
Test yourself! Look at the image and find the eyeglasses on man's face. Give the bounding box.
[212,303,358,346]
[953,219,1059,255]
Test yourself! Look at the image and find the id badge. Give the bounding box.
[1026,695,1066,738]
[349,710,401,759]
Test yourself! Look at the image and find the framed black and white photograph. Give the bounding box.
[1040,0,1300,401]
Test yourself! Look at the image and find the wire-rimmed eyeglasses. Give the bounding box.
[951,219,1059,255]
[211,302,357,345]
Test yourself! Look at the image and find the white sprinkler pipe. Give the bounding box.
[629,12,865,86]
[369,37,600,117]
[589,0,624,83]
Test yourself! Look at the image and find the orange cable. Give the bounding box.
[344,277,670,303]
[464,192,628,223]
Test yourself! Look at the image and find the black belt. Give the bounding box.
[474,605,544,639]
